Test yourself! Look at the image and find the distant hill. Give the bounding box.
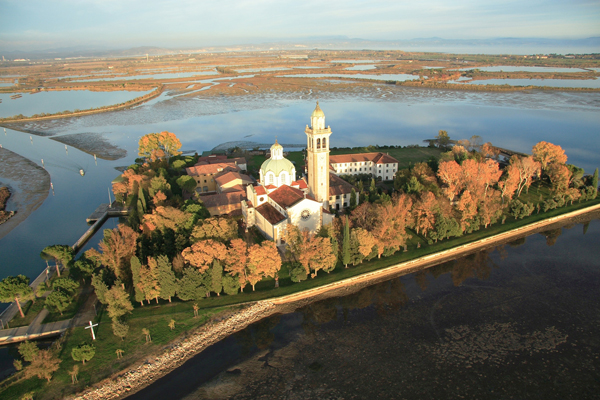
[2,37,599,60]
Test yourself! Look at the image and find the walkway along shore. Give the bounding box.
[71,202,600,400]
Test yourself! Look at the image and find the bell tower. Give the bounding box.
[305,101,332,206]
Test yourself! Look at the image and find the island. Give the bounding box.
[0,99,598,400]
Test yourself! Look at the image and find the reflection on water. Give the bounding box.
[449,77,600,88]
[129,217,600,400]
[452,66,591,73]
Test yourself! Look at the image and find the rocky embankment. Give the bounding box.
[72,301,277,400]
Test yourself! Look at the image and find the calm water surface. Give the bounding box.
[129,218,600,400]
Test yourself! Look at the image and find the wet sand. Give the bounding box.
[0,148,50,240]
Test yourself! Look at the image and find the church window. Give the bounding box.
[317,138,321,149]
[323,138,326,148]
[267,173,273,184]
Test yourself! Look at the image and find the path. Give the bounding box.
[0,308,72,344]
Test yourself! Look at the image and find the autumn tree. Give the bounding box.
[457,190,478,232]
[223,238,248,292]
[91,224,139,284]
[142,206,194,233]
[182,239,227,273]
[191,217,238,243]
[413,191,437,237]
[138,131,182,163]
[0,275,34,318]
[532,141,567,172]
[24,349,61,382]
[248,241,282,288]
[506,155,541,198]
[139,257,161,304]
[342,217,351,268]
[548,163,571,194]
[130,256,145,306]
[437,161,463,201]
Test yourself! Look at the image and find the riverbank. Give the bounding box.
[71,202,600,400]
[0,148,50,240]
[0,86,163,124]
[0,186,15,225]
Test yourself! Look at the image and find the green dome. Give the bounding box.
[260,157,295,177]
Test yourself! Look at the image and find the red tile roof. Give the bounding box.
[214,171,253,187]
[265,184,277,190]
[256,203,287,225]
[329,152,399,165]
[268,185,305,208]
[292,179,308,189]
[196,156,247,167]
[200,192,244,208]
[329,173,355,196]
[186,163,239,176]
[254,185,267,195]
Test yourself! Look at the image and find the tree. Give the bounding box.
[52,278,79,294]
[24,349,61,382]
[435,130,450,149]
[248,241,282,288]
[211,261,223,295]
[342,217,351,268]
[142,206,194,233]
[112,319,129,340]
[69,365,79,384]
[191,217,238,243]
[91,273,109,304]
[349,188,357,208]
[156,255,177,302]
[139,258,160,304]
[0,275,34,318]
[593,168,599,198]
[223,238,248,292]
[95,224,139,283]
[116,349,124,359]
[176,175,197,194]
[142,328,152,343]
[413,192,437,237]
[182,239,227,273]
[18,341,39,363]
[532,141,567,172]
[222,275,241,295]
[45,290,72,315]
[548,163,571,194]
[71,343,95,365]
[177,267,206,301]
[104,285,134,320]
[168,319,176,330]
[437,161,462,201]
[40,245,73,276]
[130,256,145,306]
[138,131,182,162]
[507,156,541,198]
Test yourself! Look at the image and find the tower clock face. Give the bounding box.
[319,154,325,161]
[300,209,311,221]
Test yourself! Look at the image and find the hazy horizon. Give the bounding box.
[1,0,599,53]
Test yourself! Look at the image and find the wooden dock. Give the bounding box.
[86,203,110,223]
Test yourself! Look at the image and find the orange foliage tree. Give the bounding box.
[141,206,193,233]
[247,241,282,290]
[138,131,182,162]
[89,224,139,283]
[181,239,227,273]
[223,238,249,292]
[532,141,567,172]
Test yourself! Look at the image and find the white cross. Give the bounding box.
[85,320,99,340]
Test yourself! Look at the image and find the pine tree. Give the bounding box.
[593,168,598,198]
[350,188,357,208]
[342,217,351,268]
[157,255,177,302]
[211,261,223,296]
[130,256,145,306]
[138,186,147,213]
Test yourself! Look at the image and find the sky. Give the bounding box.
[0,0,599,51]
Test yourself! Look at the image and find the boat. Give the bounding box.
[79,169,85,176]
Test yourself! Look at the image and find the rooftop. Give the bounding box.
[256,203,287,225]
[329,152,399,165]
[268,185,305,209]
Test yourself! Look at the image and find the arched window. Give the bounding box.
[280,171,287,185]
[267,173,273,185]
[322,138,326,149]
[317,138,321,149]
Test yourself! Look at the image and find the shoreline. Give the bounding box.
[0,148,50,241]
[72,202,600,400]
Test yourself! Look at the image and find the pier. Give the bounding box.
[74,203,129,252]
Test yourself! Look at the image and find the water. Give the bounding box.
[235,67,291,73]
[330,60,383,63]
[129,217,600,399]
[345,65,377,71]
[71,70,218,82]
[0,90,153,118]
[449,77,600,89]
[452,66,591,73]
[279,73,419,81]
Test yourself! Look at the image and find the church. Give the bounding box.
[241,102,353,245]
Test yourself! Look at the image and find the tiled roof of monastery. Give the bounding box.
[329,173,355,196]
[186,163,239,176]
[268,185,305,209]
[329,152,399,165]
[256,203,287,225]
